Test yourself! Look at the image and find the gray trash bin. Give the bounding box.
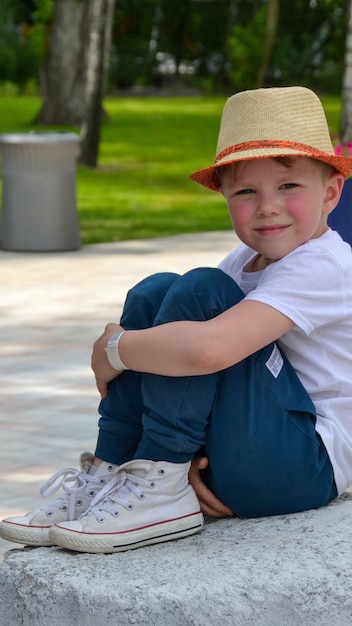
[0,132,81,252]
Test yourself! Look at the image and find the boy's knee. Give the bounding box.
[126,272,180,306]
[177,267,244,303]
[156,267,244,321]
[122,273,180,328]
[132,272,180,296]
[179,267,229,290]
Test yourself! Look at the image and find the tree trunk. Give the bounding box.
[257,0,280,88]
[36,0,87,125]
[79,0,115,167]
[340,0,352,143]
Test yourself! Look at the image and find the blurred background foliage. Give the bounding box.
[0,0,348,96]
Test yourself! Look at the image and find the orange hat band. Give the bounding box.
[215,139,332,163]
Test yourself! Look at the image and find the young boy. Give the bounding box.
[1,86,352,554]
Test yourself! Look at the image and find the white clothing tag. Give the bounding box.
[265,343,284,378]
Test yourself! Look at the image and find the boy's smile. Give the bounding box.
[221,157,343,270]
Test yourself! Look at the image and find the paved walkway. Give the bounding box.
[0,231,238,562]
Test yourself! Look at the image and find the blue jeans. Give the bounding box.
[95,268,337,517]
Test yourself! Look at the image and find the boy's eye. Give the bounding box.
[237,188,255,195]
[281,183,297,190]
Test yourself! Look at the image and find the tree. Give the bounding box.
[110,0,231,91]
[36,0,114,130]
[271,0,347,92]
[0,0,44,91]
[36,0,87,124]
[79,0,115,166]
[257,0,280,88]
[340,0,352,144]
[35,0,115,166]
[227,4,268,91]
[109,0,158,89]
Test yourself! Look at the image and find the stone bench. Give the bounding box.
[1,494,352,626]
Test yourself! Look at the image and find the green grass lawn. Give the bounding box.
[0,93,343,244]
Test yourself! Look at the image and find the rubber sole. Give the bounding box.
[0,520,54,547]
[50,512,204,554]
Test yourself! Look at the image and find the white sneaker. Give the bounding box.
[0,452,119,547]
[49,459,204,553]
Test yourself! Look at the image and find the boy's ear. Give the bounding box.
[323,173,345,216]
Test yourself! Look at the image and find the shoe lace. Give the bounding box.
[88,472,151,520]
[39,467,109,521]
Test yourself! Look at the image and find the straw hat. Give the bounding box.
[190,86,352,191]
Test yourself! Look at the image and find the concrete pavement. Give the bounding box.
[0,230,238,562]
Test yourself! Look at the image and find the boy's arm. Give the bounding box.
[119,299,293,373]
[92,299,294,397]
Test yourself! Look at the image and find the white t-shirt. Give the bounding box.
[218,229,352,495]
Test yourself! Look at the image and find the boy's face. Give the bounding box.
[221,157,344,266]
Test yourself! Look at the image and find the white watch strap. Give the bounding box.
[105,331,129,371]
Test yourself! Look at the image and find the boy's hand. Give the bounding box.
[91,322,124,398]
[189,456,234,518]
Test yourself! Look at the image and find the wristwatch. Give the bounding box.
[105,331,129,370]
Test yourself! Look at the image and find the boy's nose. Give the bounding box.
[256,194,281,216]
